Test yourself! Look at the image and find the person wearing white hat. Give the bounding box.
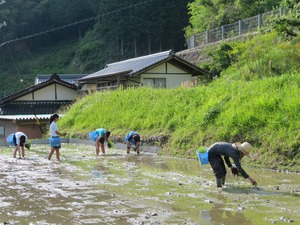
[207,141,257,187]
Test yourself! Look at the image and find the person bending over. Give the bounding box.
[208,141,257,188]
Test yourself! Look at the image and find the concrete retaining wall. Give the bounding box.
[0,138,161,153]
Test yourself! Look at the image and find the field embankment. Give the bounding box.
[59,73,300,172]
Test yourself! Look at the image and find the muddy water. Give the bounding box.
[0,144,299,225]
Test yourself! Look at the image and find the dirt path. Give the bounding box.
[0,144,299,224]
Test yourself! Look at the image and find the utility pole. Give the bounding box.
[0,21,7,44]
[0,21,7,28]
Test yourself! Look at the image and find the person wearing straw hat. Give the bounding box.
[207,141,257,188]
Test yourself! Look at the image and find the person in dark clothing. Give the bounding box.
[208,142,257,187]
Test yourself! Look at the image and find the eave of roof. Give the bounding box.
[78,70,133,82]
[131,54,209,77]
[0,114,53,120]
[0,100,74,115]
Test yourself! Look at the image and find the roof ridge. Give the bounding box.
[105,50,172,67]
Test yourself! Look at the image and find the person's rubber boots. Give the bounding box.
[221,176,226,185]
[216,177,222,187]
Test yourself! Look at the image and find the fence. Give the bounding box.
[187,8,285,48]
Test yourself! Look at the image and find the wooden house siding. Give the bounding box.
[141,62,192,88]
[17,84,77,101]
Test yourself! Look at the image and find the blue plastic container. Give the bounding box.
[6,133,15,145]
[89,132,99,142]
[49,137,61,147]
[196,149,209,165]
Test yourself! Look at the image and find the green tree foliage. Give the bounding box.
[0,0,190,94]
[185,0,282,36]
[0,0,190,56]
[201,43,234,79]
[82,0,190,56]
[272,0,300,38]
[200,31,300,81]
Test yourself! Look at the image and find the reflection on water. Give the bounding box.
[201,194,253,225]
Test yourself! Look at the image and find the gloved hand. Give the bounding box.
[231,166,239,177]
[249,177,257,186]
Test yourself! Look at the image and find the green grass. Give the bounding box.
[59,72,300,171]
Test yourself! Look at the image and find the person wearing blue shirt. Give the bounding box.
[95,128,111,155]
[124,131,141,155]
[208,141,257,188]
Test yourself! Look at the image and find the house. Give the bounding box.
[0,74,78,141]
[77,50,208,94]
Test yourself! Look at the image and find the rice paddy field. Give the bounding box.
[0,144,299,224]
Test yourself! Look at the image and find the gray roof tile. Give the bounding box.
[79,50,174,81]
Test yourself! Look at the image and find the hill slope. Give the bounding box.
[59,72,300,172]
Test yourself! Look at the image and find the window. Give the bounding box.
[0,126,4,138]
[143,78,166,88]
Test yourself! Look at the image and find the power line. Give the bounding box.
[0,0,154,49]
[1,24,24,89]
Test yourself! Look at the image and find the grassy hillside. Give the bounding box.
[59,72,300,172]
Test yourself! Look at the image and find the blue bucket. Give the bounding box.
[89,132,99,142]
[6,133,15,145]
[49,137,61,147]
[196,149,209,165]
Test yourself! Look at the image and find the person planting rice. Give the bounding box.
[94,128,111,155]
[124,131,141,155]
[48,114,66,161]
[208,142,257,188]
[12,131,29,159]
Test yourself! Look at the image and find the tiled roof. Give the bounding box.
[0,100,73,115]
[78,50,207,82]
[35,74,87,84]
[0,114,52,120]
[79,50,172,81]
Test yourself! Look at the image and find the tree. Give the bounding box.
[185,0,282,36]
[273,0,300,38]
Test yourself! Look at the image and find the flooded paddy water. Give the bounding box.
[0,144,299,225]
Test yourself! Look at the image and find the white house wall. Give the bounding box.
[80,83,97,91]
[141,62,192,88]
[126,77,141,87]
[17,84,76,101]
[56,84,77,100]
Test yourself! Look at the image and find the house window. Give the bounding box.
[108,82,117,86]
[0,126,4,138]
[97,83,106,88]
[143,78,166,88]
